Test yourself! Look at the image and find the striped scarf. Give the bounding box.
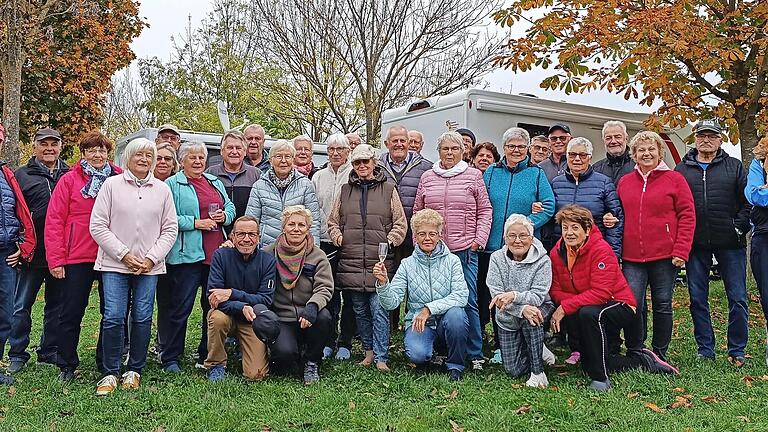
[275,233,312,290]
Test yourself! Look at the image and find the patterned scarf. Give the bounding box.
[295,162,314,177]
[275,233,312,290]
[268,168,296,193]
[80,159,112,199]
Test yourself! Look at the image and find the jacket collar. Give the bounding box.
[564,165,594,182]
[412,241,449,264]
[496,156,532,174]
[682,148,727,166]
[349,166,386,185]
[174,170,217,185]
[605,148,632,164]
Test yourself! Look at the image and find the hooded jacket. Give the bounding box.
[549,226,636,316]
[376,241,467,328]
[592,148,636,186]
[618,162,696,262]
[0,163,36,262]
[15,157,69,267]
[745,158,768,236]
[378,151,432,220]
[675,148,751,249]
[486,237,552,331]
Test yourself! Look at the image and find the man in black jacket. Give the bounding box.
[593,120,635,185]
[8,128,69,373]
[675,119,752,366]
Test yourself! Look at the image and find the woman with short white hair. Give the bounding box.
[486,214,554,387]
[292,135,318,178]
[89,138,178,394]
[246,140,321,246]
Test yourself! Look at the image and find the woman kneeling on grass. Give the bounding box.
[549,205,678,392]
[374,209,469,381]
[486,214,555,388]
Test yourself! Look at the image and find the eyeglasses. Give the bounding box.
[271,155,294,161]
[695,133,721,140]
[233,231,259,240]
[567,152,590,160]
[439,146,462,153]
[531,145,550,153]
[352,159,373,166]
[157,156,175,162]
[504,144,528,151]
[415,231,440,239]
[549,136,570,142]
[84,147,108,155]
[505,233,532,241]
[295,148,312,153]
[158,134,180,142]
[327,147,348,154]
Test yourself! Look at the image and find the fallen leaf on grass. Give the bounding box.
[152,428,167,432]
[567,399,574,407]
[737,416,749,423]
[261,426,272,432]
[511,383,522,389]
[449,420,465,432]
[515,404,531,415]
[670,396,692,409]
[348,401,356,411]
[701,396,717,403]
[742,375,754,387]
[644,402,665,413]
[626,392,639,399]
[760,375,768,381]
[673,387,685,393]
[446,389,459,400]
[6,387,15,397]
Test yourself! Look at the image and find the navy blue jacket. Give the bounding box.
[207,247,276,318]
[552,166,624,257]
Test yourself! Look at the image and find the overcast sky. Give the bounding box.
[129,0,650,112]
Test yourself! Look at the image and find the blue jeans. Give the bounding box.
[687,247,748,358]
[0,248,19,359]
[9,267,63,363]
[101,272,158,376]
[404,306,468,371]
[56,263,105,372]
[623,259,677,358]
[349,291,389,363]
[752,233,768,342]
[455,248,481,360]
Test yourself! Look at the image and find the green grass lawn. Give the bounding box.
[2,281,768,432]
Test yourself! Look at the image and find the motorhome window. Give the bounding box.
[517,123,550,138]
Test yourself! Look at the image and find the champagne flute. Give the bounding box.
[208,203,220,231]
[378,242,388,263]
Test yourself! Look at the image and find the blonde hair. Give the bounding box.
[269,140,296,158]
[155,143,179,174]
[411,208,444,233]
[281,205,313,227]
[629,131,666,159]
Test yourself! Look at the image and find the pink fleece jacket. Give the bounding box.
[89,172,178,275]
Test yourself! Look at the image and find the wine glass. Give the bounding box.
[208,203,220,231]
[378,242,388,263]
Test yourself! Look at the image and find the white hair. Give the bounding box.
[386,125,408,141]
[122,138,158,171]
[244,124,265,135]
[177,141,208,163]
[567,137,593,155]
[504,214,534,237]
[502,127,530,146]
[292,135,313,147]
[268,139,296,158]
[436,131,464,152]
[326,133,350,148]
[602,120,628,137]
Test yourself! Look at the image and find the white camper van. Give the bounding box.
[381,89,691,166]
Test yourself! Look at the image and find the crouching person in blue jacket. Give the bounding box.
[374,209,469,381]
[205,216,276,382]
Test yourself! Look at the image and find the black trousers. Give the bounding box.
[56,263,105,372]
[575,302,644,382]
[320,242,357,349]
[271,308,332,374]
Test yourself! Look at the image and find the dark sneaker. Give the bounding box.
[448,369,462,382]
[58,369,76,382]
[303,361,320,385]
[729,355,746,368]
[589,379,611,392]
[0,374,15,385]
[639,348,679,375]
[163,362,182,373]
[696,353,715,361]
[207,365,225,382]
[8,360,25,374]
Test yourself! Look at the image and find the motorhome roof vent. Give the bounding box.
[518,93,539,98]
[407,100,431,112]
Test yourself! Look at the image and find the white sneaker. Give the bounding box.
[121,371,141,390]
[542,344,556,366]
[95,375,119,396]
[525,372,549,388]
[471,358,485,371]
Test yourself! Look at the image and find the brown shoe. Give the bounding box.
[121,371,141,390]
[95,375,118,396]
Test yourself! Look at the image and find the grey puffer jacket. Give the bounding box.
[486,237,552,331]
[378,151,432,220]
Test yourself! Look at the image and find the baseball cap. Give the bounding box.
[692,119,723,134]
[34,127,62,142]
[456,128,476,146]
[157,124,181,136]
[547,123,572,135]
[251,304,280,345]
[350,144,377,162]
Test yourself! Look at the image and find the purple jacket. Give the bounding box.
[414,163,493,252]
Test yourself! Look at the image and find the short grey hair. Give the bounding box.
[345,132,362,142]
[292,135,313,148]
[567,137,593,155]
[502,127,530,146]
[123,138,158,171]
[436,131,464,152]
[326,132,350,148]
[504,214,534,237]
[244,124,265,135]
[269,139,296,158]
[602,120,628,137]
[178,141,208,163]
[386,125,408,141]
[221,130,246,148]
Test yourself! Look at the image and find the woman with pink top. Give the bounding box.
[89,138,178,395]
[414,131,493,370]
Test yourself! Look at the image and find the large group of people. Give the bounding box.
[0,116,766,396]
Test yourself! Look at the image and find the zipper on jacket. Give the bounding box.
[638,176,647,260]
[702,169,710,247]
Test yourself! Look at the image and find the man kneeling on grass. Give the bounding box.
[374,209,469,381]
[205,216,276,382]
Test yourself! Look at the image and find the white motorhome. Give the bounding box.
[381,88,692,166]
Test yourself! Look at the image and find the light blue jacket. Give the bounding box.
[165,171,235,265]
[245,171,321,246]
[376,241,467,328]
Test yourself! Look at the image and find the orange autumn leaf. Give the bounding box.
[644,402,665,413]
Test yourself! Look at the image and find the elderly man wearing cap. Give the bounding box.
[540,123,572,183]
[0,123,37,385]
[675,119,752,366]
[155,124,182,151]
[205,216,276,382]
[456,128,476,163]
[8,128,70,374]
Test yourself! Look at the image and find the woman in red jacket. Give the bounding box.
[549,205,677,391]
[617,131,695,362]
[46,131,121,382]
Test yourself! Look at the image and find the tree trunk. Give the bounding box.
[735,103,759,171]
[0,48,24,168]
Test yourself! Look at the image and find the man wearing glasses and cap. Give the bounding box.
[8,128,70,375]
[155,124,182,151]
[539,123,572,183]
[675,119,752,367]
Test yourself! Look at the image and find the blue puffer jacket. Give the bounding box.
[483,157,555,251]
[552,166,624,256]
[376,241,468,329]
[0,170,21,248]
[378,151,432,220]
[245,170,321,246]
[166,171,236,265]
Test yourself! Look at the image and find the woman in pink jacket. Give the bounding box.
[89,138,178,395]
[414,131,493,369]
[46,131,121,382]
